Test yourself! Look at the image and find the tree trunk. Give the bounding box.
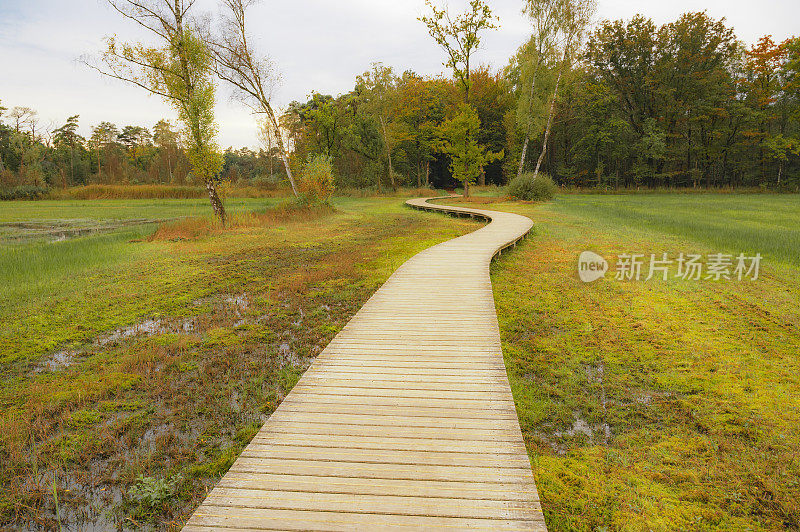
[266,106,297,197]
[517,49,543,179]
[388,151,396,190]
[533,66,563,179]
[69,146,75,185]
[379,116,396,190]
[479,168,485,187]
[517,136,530,178]
[425,160,430,187]
[167,149,173,182]
[205,179,227,225]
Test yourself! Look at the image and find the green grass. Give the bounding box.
[447,193,800,531]
[552,194,800,267]
[0,197,278,224]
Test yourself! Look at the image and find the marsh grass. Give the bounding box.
[50,184,287,200]
[0,227,155,305]
[333,186,444,197]
[148,202,336,241]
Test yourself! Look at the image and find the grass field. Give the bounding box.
[552,194,800,267]
[444,193,800,531]
[0,195,478,529]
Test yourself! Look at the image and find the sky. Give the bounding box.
[0,0,798,149]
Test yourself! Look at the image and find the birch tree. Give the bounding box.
[85,0,227,223]
[532,0,596,179]
[208,0,298,196]
[516,0,563,178]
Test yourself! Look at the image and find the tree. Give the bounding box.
[90,121,120,181]
[532,0,596,180]
[763,134,798,186]
[419,0,498,104]
[118,125,152,150]
[436,104,502,191]
[209,0,298,197]
[0,100,6,172]
[469,67,513,185]
[355,63,406,190]
[53,115,82,185]
[516,0,563,177]
[8,107,39,138]
[419,0,498,195]
[392,73,458,187]
[86,0,227,223]
[153,119,181,181]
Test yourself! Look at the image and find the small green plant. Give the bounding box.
[507,172,557,201]
[126,474,183,519]
[52,478,62,532]
[298,154,335,204]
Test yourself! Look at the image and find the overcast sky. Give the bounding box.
[1,0,798,148]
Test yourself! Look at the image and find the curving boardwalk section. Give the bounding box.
[184,196,546,531]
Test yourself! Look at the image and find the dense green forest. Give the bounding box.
[1,10,798,196]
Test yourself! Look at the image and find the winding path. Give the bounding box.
[183,196,546,531]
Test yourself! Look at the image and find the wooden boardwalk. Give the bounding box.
[183,196,546,531]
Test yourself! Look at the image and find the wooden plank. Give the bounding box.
[215,471,539,501]
[249,433,528,455]
[238,446,533,468]
[183,196,545,531]
[185,505,546,531]
[201,488,543,519]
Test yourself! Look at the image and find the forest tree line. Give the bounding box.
[2,8,799,196]
[0,109,286,193]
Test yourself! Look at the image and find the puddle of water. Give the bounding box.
[292,307,304,326]
[36,350,74,373]
[98,319,162,347]
[548,411,613,453]
[224,294,249,310]
[0,218,173,243]
[36,315,202,374]
[19,474,126,532]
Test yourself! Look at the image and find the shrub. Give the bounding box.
[298,154,335,204]
[0,185,50,200]
[507,172,557,201]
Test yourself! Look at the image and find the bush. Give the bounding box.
[507,172,557,201]
[0,185,50,201]
[298,154,335,204]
